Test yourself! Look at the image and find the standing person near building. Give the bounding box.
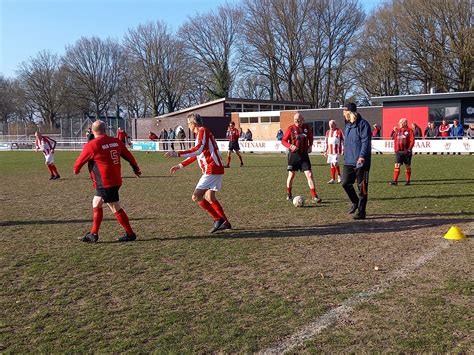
[341,103,372,220]
[424,121,439,138]
[225,121,244,168]
[412,123,422,138]
[148,131,159,141]
[390,118,415,186]
[116,127,129,146]
[165,113,231,233]
[438,119,450,138]
[73,120,141,243]
[372,124,381,139]
[168,127,176,150]
[467,124,474,139]
[176,127,186,149]
[276,129,284,141]
[159,128,168,150]
[449,119,464,139]
[281,113,322,203]
[324,120,344,184]
[35,131,60,180]
[244,128,253,141]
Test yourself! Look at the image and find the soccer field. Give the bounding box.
[1,151,473,352]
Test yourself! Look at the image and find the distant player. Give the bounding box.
[324,120,344,184]
[165,113,231,233]
[390,118,415,186]
[438,119,450,138]
[117,127,129,145]
[225,121,244,168]
[281,113,322,203]
[35,131,60,180]
[74,120,141,243]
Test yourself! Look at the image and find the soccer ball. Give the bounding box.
[293,195,305,207]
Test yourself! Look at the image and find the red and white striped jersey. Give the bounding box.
[178,127,224,175]
[35,136,56,155]
[325,128,344,155]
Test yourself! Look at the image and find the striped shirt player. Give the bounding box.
[166,113,231,233]
[281,113,322,203]
[390,118,415,186]
[35,131,60,180]
[225,122,244,168]
[324,120,344,184]
[73,120,141,243]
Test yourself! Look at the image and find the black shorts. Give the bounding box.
[395,152,412,165]
[228,141,240,152]
[95,186,120,203]
[287,152,312,171]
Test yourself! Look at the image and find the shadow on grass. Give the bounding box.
[371,193,474,201]
[122,211,474,243]
[0,217,155,227]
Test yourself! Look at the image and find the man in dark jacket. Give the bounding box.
[341,103,372,220]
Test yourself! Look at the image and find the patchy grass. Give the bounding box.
[0,151,473,352]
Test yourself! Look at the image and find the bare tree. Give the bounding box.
[179,4,243,99]
[64,37,124,119]
[17,51,67,129]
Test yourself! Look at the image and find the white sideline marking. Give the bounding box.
[261,242,453,354]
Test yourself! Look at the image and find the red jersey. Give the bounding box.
[281,123,313,154]
[325,128,344,155]
[438,123,449,137]
[394,127,415,153]
[149,133,159,141]
[35,136,56,155]
[178,126,224,175]
[74,135,140,188]
[117,129,128,142]
[227,128,240,142]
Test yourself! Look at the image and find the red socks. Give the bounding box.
[330,166,336,179]
[405,167,411,182]
[198,200,221,220]
[211,201,227,221]
[115,209,134,235]
[310,188,317,198]
[91,207,103,234]
[47,164,59,176]
[393,167,400,182]
[287,187,292,195]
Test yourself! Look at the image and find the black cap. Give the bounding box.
[344,102,357,112]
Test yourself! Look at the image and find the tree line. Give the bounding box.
[0,0,472,131]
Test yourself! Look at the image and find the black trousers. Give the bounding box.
[342,165,370,216]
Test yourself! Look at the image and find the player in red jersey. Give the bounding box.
[225,121,244,168]
[438,119,450,138]
[35,131,60,180]
[74,120,141,243]
[324,120,344,184]
[390,118,415,186]
[116,127,129,145]
[281,113,322,203]
[165,113,231,233]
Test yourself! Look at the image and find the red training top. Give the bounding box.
[438,123,450,137]
[227,127,240,142]
[393,127,415,153]
[74,135,140,188]
[281,123,313,154]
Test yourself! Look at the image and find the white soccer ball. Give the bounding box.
[293,195,305,207]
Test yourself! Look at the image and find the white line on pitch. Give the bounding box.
[260,241,453,354]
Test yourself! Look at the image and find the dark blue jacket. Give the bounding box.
[344,114,372,167]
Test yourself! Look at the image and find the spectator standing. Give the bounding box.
[86,127,95,142]
[276,129,284,141]
[159,128,168,150]
[372,124,381,139]
[244,128,253,141]
[390,126,397,139]
[424,122,439,138]
[467,124,474,139]
[176,127,186,149]
[438,119,450,138]
[165,113,231,233]
[35,131,60,180]
[324,120,344,184]
[390,118,415,186]
[449,119,464,139]
[412,123,422,138]
[225,122,244,168]
[239,127,245,140]
[73,120,141,243]
[168,128,176,150]
[148,131,159,141]
[341,103,372,220]
[116,127,129,146]
[281,113,322,203]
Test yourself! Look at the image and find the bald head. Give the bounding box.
[399,118,408,128]
[293,113,304,127]
[329,120,336,129]
[92,120,106,136]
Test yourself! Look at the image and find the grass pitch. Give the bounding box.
[1,151,473,352]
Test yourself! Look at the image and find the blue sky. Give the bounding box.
[0,0,382,78]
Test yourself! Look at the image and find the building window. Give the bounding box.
[310,120,328,137]
[428,105,460,124]
[272,105,284,110]
[285,105,297,110]
[259,104,272,111]
[270,116,280,123]
[260,116,270,123]
[240,117,249,123]
[249,117,258,123]
[243,104,259,112]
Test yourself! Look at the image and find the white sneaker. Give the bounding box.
[337,176,342,183]
[327,179,335,184]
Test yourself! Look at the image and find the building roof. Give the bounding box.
[371,91,474,104]
[156,97,312,119]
